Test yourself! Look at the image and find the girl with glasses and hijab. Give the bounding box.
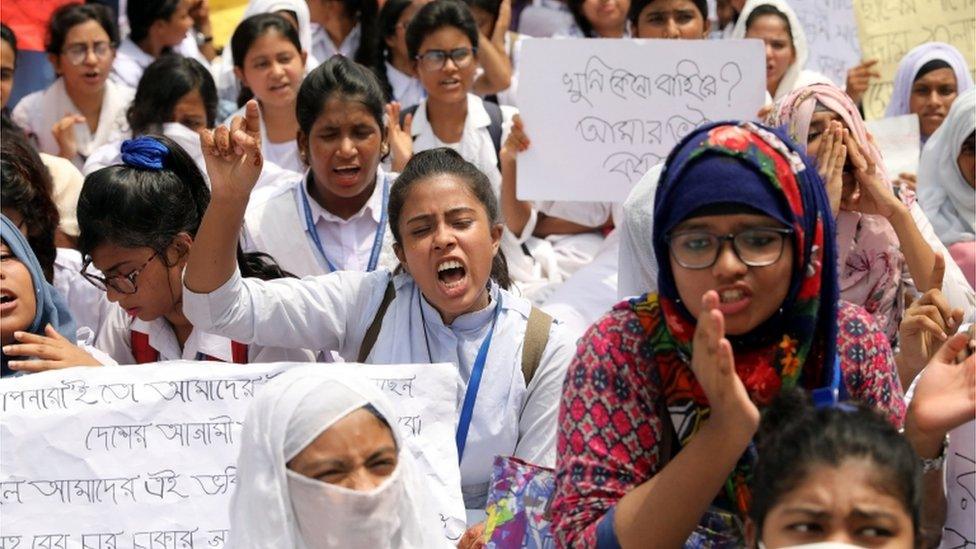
[229,366,452,548]
[12,3,134,169]
[551,122,904,547]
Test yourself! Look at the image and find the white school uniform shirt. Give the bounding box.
[385,61,426,109]
[409,94,517,192]
[242,168,399,277]
[95,303,316,365]
[183,268,575,508]
[110,36,208,89]
[310,21,360,64]
[226,103,304,174]
[53,248,111,338]
[84,123,209,179]
[12,78,134,169]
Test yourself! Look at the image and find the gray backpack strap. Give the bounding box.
[357,278,397,363]
[520,307,553,386]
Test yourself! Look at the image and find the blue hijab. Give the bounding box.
[1,215,77,377]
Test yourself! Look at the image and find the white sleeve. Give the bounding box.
[908,201,976,319]
[93,306,136,365]
[512,323,575,468]
[10,94,36,136]
[182,268,387,352]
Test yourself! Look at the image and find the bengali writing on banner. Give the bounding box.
[516,38,766,203]
[853,0,976,119]
[0,361,466,548]
[792,0,863,88]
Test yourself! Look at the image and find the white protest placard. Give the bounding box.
[516,38,766,202]
[0,362,466,548]
[865,113,921,176]
[791,0,862,87]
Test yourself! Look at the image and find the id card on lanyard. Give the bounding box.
[301,174,390,273]
[455,298,502,463]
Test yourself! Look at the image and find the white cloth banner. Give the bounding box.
[516,38,766,202]
[865,113,921,177]
[792,0,862,87]
[0,362,466,548]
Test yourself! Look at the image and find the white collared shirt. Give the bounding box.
[409,94,517,192]
[385,62,426,109]
[183,268,575,508]
[226,103,304,174]
[242,168,399,277]
[110,36,207,89]
[94,302,315,365]
[310,21,360,64]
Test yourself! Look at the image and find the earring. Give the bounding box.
[381,142,390,155]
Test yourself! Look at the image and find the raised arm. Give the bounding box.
[185,100,263,294]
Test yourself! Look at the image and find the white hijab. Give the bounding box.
[228,367,449,549]
[215,0,320,104]
[731,0,829,101]
[917,87,976,246]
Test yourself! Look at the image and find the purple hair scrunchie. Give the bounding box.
[120,137,169,170]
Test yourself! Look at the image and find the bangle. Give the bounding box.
[920,435,948,473]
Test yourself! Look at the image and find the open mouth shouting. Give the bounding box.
[439,77,462,92]
[436,258,468,297]
[332,164,363,186]
[0,289,18,315]
[715,284,753,316]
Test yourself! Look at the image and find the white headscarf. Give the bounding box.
[917,87,976,246]
[215,0,320,104]
[884,42,974,119]
[228,367,449,549]
[731,0,830,101]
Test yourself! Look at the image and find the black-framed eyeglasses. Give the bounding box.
[81,251,158,294]
[61,41,114,66]
[415,47,477,72]
[667,227,794,269]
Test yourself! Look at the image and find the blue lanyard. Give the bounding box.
[455,298,502,462]
[812,354,847,408]
[300,175,390,273]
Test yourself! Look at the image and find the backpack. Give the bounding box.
[356,279,552,386]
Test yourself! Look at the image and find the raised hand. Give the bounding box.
[199,99,263,202]
[845,59,880,105]
[905,330,976,458]
[492,0,512,45]
[385,101,414,172]
[3,324,102,372]
[690,291,759,429]
[815,122,846,216]
[898,254,964,376]
[499,114,530,164]
[51,113,86,160]
[841,130,903,219]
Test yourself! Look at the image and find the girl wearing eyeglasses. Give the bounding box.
[550,122,904,547]
[11,3,134,169]
[6,136,315,369]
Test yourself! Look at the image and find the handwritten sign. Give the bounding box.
[0,362,467,548]
[853,0,976,119]
[516,38,766,202]
[865,113,921,176]
[792,0,862,87]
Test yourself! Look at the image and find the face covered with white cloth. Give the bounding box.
[228,367,448,548]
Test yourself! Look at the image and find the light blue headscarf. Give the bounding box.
[885,42,974,124]
[1,214,77,377]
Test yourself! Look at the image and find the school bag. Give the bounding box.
[356,279,552,386]
[399,100,505,169]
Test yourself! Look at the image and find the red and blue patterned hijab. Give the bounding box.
[629,121,839,515]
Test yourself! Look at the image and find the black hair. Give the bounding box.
[914,59,953,83]
[296,55,387,139]
[1,22,17,62]
[230,12,303,107]
[406,0,480,61]
[750,389,920,540]
[0,118,59,283]
[77,135,291,281]
[45,3,119,55]
[628,0,708,26]
[346,0,380,67]
[127,55,218,135]
[388,148,511,289]
[127,0,182,44]
[462,0,502,28]
[745,4,793,43]
[373,0,413,101]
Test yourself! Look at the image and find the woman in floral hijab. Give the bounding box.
[551,121,905,548]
